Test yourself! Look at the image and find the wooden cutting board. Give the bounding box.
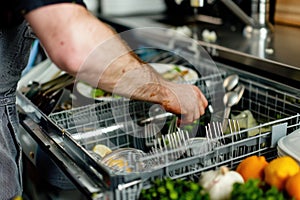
[275,0,300,27]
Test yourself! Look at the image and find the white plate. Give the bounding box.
[149,63,199,84]
[277,128,300,164]
[76,63,199,101]
[76,82,120,101]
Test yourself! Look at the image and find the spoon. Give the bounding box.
[221,84,245,131]
[223,74,239,91]
[222,91,239,131]
[234,84,245,103]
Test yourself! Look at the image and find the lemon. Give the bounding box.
[92,144,112,158]
[106,158,132,173]
[264,156,299,190]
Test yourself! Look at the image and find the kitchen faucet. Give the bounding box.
[219,0,272,37]
[176,0,273,37]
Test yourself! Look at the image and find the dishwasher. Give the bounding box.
[17,28,300,200]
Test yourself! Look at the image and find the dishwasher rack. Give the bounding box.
[48,75,300,199]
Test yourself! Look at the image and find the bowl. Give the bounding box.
[101,148,149,174]
[186,137,209,156]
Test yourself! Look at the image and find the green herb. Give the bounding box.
[91,88,121,99]
[231,179,288,200]
[139,178,209,200]
[173,65,182,72]
[276,114,282,120]
[91,88,106,98]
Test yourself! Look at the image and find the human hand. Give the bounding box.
[160,82,208,125]
[110,64,208,125]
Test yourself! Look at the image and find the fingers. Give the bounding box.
[193,85,208,115]
[178,86,208,125]
[161,83,208,125]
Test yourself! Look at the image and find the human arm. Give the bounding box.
[24,3,208,124]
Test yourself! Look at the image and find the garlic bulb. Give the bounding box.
[199,166,244,200]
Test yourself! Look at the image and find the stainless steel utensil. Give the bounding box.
[223,74,239,91]
[139,112,174,125]
[222,91,239,130]
[221,84,245,131]
[234,84,245,103]
[34,76,75,114]
[25,73,72,99]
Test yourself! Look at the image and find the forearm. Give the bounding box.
[24,3,208,123]
[25,4,115,74]
[25,3,170,103]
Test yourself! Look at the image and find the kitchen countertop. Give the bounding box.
[98,13,300,89]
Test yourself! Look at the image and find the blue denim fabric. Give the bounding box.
[36,148,76,190]
[0,21,34,199]
[1,19,75,197]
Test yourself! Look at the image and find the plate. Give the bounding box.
[76,63,199,101]
[149,63,199,84]
[277,128,300,164]
[76,81,121,101]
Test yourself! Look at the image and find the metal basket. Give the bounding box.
[48,73,300,199]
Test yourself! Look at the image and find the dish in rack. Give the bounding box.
[76,63,198,101]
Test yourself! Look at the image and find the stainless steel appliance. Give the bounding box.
[18,2,300,198]
[17,27,300,199]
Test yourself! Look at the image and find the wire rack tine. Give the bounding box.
[161,135,169,160]
[227,119,234,142]
[235,120,242,140]
[145,124,161,148]
[144,125,152,147]
[171,133,178,159]
[205,125,212,150]
[172,132,178,158]
[167,133,172,158]
[176,131,183,158]
[158,138,163,151]
[227,119,242,141]
[213,122,220,147]
[217,121,226,144]
[205,122,222,149]
[184,130,191,155]
[168,116,177,135]
[153,139,158,150]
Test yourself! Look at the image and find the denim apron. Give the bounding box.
[0,21,35,199]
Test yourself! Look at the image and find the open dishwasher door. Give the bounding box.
[17,90,114,200]
[17,28,300,200]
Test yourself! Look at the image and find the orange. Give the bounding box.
[286,171,300,200]
[264,156,299,190]
[236,155,269,181]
